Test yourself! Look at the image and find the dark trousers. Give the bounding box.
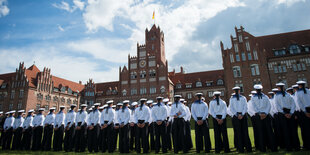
[113,127,119,151]
[194,119,211,153]
[213,118,230,153]
[154,121,167,153]
[21,127,32,150]
[42,125,53,151]
[135,123,149,153]
[185,121,193,150]
[119,124,129,153]
[250,116,259,150]
[64,125,75,152]
[53,125,64,151]
[232,116,252,152]
[166,121,172,150]
[172,118,186,153]
[148,122,155,150]
[87,125,100,153]
[273,114,284,148]
[75,125,87,152]
[299,112,310,149]
[129,124,136,150]
[32,126,43,151]
[12,127,23,150]
[2,127,13,150]
[254,114,277,152]
[101,124,114,153]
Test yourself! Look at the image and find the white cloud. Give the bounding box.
[276,0,305,6]
[0,0,9,17]
[0,45,119,83]
[58,25,65,31]
[53,0,85,13]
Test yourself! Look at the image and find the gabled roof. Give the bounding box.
[0,72,15,86]
[95,81,119,93]
[25,65,40,88]
[255,29,310,57]
[169,69,224,88]
[52,76,84,92]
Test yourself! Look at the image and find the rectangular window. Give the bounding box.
[11,90,15,99]
[234,43,239,52]
[230,54,234,63]
[233,67,242,78]
[140,87,147,95]
[19,89,24,98]
[148,61,156,67]
[187,93,192,99]
[253,50,258,60]
[208,91,213,97]
[185,84,192,88]
[302,63,306,70]
[36,104,41,110]
[18,101,22,109]
[241,52,246,61]
[130,63,137,69]
[297,63,302,71]
[292,64,297,71]
[176,84,182,89]
[248,53,252,60]
[278,66,282,73]
[9,103,13,110]
[274,66,279,73]
[305,47,309,52]
[236,54,240,62]
[238,35,243,42]
[251,66,256,76]
[206,82,213,86]
[139,51,146,57]
[282,66,287,72]
[150,87,156,94]
[245,41,250,51]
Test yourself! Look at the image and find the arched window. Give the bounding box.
[217,79,224,85]
[130,71,137,79]
[196,81,202,87]
[140,70,146,78]
[149,69,156,77]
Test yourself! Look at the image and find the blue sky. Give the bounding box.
[0,0,309,83]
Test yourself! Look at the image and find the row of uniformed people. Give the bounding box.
[245,81,310,153]
[1,80,310,153]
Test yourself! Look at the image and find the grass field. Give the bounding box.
[1,127,310,154]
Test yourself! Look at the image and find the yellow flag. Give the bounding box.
[152,11,155,19]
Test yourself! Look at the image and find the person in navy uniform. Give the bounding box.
[100,100,115,153]
[146,100,155,151]
[113,103,122,151]
[42,107,55,151]
[251,84,277,152]
[152,96,168,153]
[87,103,101,153]
[118,100,131,153]
[0,111,5,146]
[191,93,211,153]
[134,98,151,153]
[163,99,172,151]
[182,99,193,152]
[274,83,296,151]
[129,101,138,151]
[64,104,77,152]
[2,110,15,150]
[74,104,88,152]
[228,87,252,153]
[53,106,66,151]
[12,110,24,150]
[97,105,104,151]
[209,91,230,153]
[32,108,45,151]
[21,110,33,150]
[170,95,187,153]
[295,81,310,150]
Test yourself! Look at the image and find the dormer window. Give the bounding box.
[217,79,224,85]
[196,81,202,87]
[289,45,301,54]
[176,83,182,89]
[186,83,192,88]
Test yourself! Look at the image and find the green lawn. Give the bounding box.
[1,127,309,154]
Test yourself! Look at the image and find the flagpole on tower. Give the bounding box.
[152,10,155,25]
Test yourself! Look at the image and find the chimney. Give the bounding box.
[180,66,184,73]
[79,81,82,84]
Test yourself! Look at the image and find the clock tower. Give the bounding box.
[119,24,171,101]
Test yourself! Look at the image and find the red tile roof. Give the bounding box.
[255,29,310,57]
[95,81,119,94]
[0,72,15,86]
[169,69,224,88]
[26,65,40,88]
[52,76,85,92]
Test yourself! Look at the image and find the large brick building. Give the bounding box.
[0,62,84,113]
[221,26,310,98]
[1,24,310,112]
